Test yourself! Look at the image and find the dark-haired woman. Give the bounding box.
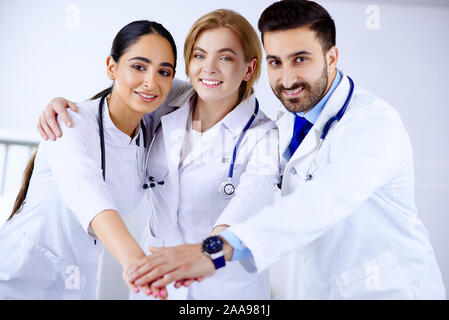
[0,20,178,299]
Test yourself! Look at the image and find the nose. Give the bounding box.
[281,65,297,89]
[203,56,218,75]
[143,69,158,89]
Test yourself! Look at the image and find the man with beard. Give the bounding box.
[127,0,446,300]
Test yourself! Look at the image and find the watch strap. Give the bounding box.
[211,252,226,269]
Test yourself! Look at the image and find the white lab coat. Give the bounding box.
[229,71,446,299]
[0,98,144,299]
[139,88,280,300]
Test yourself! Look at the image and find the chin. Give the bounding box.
[196,91,224,103]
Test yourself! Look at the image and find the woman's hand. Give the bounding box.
[37,97,78,140]
[123,261,169,300]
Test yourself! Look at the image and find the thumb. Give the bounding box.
[149,246,161,253]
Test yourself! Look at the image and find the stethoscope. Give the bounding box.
[145,97,260,198]
[98,93,149,184]
[99,93,259,196]
[289,76,354,182]
[218,98,259,198]
[141,122,164,189]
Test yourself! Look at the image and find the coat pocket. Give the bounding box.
[0,235,69,298]
[334,249,414,299]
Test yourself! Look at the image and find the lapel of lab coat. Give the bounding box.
[288,72,352,165]
[180,94,257,168]
[276,105,295,168]
[160,88,194,177]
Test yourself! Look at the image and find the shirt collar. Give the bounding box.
[221,93,257,135]
[296,69,342,124]
[168,87,257,136]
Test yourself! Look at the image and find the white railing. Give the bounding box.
[0,130,39,196]
[0,130,39,225]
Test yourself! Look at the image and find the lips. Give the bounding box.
[282,87,304,98]
[135,91,158,102]
[200,79,223,88]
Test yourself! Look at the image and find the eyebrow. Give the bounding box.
[288,50,312,58]
[193,47,237,55]
[128,57,174,70]
[266,51,313,60]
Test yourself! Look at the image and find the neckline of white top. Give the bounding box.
[101,96,142,147]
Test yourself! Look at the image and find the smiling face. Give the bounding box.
[107,33,175,115]
[264,26,338,114]
[188,27,255,107]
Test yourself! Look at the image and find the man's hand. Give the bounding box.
[210,224,229,235]
[37,97,78,140]
[127,244,216,290]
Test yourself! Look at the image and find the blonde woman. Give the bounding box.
[37,9,280,300]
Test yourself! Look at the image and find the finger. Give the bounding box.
[152,270,184,288]
[58,108,74,128]
[66,100,79,113]
[142,284,152,296]
[183,279,194,287]
[151,287,160,299]
[46,111,63,137]
[37,122,48,140]
[133,263,175,287]
[41,118,56,141]
[128,256,166,283]
[149,246,163,253]
[127,282,140,294]
[159,287,168,300]
[174,280,184,289]
[174,279,191,288]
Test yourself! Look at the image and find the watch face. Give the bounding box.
[202,236,223,254]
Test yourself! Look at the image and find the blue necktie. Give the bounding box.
[289,115,313,156]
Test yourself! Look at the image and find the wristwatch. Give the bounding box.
[202,236,226,270]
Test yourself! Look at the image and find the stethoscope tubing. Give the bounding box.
[227,98,259,179]
[98,93,148,182]
[303,76,355,181]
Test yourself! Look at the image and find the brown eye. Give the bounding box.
[159,69,171,77]
[132,64,145,71]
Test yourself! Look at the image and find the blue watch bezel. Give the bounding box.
[202,236,224,254]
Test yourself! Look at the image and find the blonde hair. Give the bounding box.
[184,9,262,104]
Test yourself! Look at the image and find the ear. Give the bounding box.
[106,56,117,80]
[243,58,257,82]
[326,46,339,72]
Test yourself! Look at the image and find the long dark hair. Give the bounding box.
[9,20,177,221]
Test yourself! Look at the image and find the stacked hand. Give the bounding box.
[125,244,216,300]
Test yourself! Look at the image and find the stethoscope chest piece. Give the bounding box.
[218,179,236,199]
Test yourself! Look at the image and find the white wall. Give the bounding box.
[1,0,448,298]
